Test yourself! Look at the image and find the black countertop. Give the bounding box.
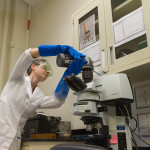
[21,138,84,142]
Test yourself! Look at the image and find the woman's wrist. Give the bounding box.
[30,48,40,58]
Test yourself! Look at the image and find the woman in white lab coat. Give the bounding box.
[0,46,86,150]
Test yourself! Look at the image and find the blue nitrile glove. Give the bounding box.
[65,58,87,75]
[38,45,85,59]
[54,58,87,100]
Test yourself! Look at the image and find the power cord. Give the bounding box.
[118,105,139,149]
[125,117,139,150]
[124,105,150,147]
[130,117,137,133]
[129,117,150,147]
[133,130,150,147]
[93,70,103,76]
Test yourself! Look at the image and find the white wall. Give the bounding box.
[29,0,94,129]
[8,0,28,75]
[0,0,28,92]
[0,0,5,55]
[0,0,12,91]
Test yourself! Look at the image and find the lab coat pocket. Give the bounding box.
[0,120,15,138]
[0,97,16,138]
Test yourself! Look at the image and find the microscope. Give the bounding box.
[56,54,134,150]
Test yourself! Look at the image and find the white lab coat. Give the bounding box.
[0,49,65,150]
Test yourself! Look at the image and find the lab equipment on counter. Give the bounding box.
[55,54,134,150]
[21,113,71,140]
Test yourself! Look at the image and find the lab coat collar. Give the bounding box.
[25,76,43,100]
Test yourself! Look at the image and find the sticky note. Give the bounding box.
[110,135,118,144]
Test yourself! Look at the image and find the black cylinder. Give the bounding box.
[82,65,94,83]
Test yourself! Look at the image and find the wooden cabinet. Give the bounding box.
[21,141,83,150]
[21,142,59,150]
[72,0,150,74]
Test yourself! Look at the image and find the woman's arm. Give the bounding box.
[39,95,65,109]
[30,48,40,58]
[8,49,37,81]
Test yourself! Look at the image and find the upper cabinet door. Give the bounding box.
[72,0,108,72]
[104,0,150,73]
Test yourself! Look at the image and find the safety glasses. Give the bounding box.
[38,61,53,77]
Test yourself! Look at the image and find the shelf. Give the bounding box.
[112,0,142,22]
[115,34,147,59]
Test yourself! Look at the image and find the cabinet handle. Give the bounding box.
[109,46,114,65]
[101,49,106,69]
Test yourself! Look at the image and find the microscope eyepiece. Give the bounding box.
[82,65,94,83]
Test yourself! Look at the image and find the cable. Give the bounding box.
[93,70,102,76]
[130,119,150,147]
[119,105,139,149]
[129,126,139,150]
[123,105,150,147]
[131,138,138,148]
[125,117,139,150]
[124,104,131,117]
[118,105,124,116]
[130,117,137,133]
[133,131,150,147]
[123,105,137,132]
